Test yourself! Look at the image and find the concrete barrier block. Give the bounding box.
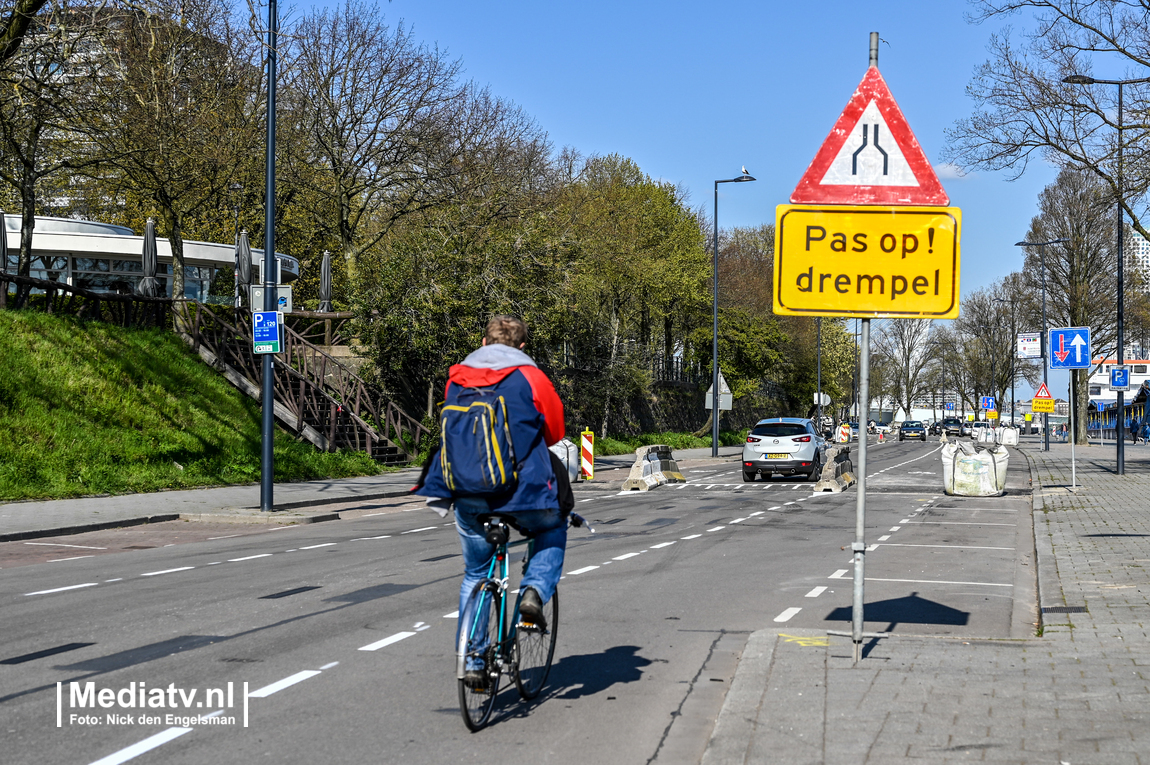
[621,444,687,491]
[813,445,856,493]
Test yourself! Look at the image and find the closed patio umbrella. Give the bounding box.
[136,217,163,297]
[318,249,333,312]
[235,230,252,308]
[1,210,8,273]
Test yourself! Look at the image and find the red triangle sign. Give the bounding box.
[1034,383,1052,399]
[790,67,949,206]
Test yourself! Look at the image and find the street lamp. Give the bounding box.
[994,291,1017,426]
[1062,75,1150,474]
[711,169,756,457]
[229,182,243,309]
[1016,238,1069,451]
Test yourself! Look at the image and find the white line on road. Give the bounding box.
[769,506,781,510]
[681,534,702,540]
[141,567,194,577]
[903,521,1014,526]
[104,578,122,582]
[359,632,417,652]
[351,535,391,540]
[866,577,1012,587]
[613,552,641,560]
[773,607,802,622]
[805,586,827,597]
[877,535,890,541]
[900,519,910,523]
[298,543,336,550]
[729,518,747,524]
[567,565,599,575]
[207,535,241,540]
[650,542,676,549]
[749,511,764,516]
[707,526,725,532]
[87,726,193,765]
[444,611,459,618]
[25,542,106,549]
[401,527,438,534]
[877,543,1014,550]
[578,498,595,502]
[829,570,849,579]
[228,554,273,562]
[249,669,323,696]
[49,556,94,562]
[866,544,878,551]
[889,527,901,532]
[24,582,98,596]
[320,662,339,670]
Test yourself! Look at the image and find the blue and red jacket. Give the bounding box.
[416,343,565,513]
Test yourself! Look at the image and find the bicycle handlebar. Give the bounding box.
[568,511,594,533]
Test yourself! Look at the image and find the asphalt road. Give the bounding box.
[0,439,1033,765]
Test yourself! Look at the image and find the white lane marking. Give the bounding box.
[105,578,123,582]
[207,535,241,540]
[320,662,339,670]
[707,526,725,532]
[681,534,702,540]
[769,506,781,510]
[402,527,438,534]
[866,544,878,551]
[444,611,459,618]
[829,570,849,579]
[613,552,641,560]
[784,502,796,506]
[774,607,802,623]
[567,566,599,575]
[578,498,595,502]
[359,632,418,652]
[729,518,747,524]
[298,543,336,550]
[207,562,222,565]
[88,726,193,765]
[866,577,1012,587]
[49,555,94,562]
[903,521,1014,526]
[878,543,1014,551]
[877,535,891,542]
[228,554,273,562]
[805,586,827,598]
[361,512,388,517]
[351,535,391,540]
[749,511,764,517]
[650,542,676,549]
[900,519,910,524]
[889,527,901,532]
[25,542,106,549]
[249,669,323,696]
[24,582,98,596]
[141,567,194,577]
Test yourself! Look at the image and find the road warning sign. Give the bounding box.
[790,67,948,206]
[773,204,960,318]
[1031,382,1054,413]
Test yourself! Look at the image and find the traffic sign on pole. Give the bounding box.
[980,396,996,410]
[1016,332,1041,359]
[773,205,960,318]
[1048,326,1091,369]
[1031,382,1055,413]
[790,67,949,206]
[253,311,282,354]
[1110,366,1131,391]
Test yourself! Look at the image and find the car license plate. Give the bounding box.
[766,453,788,459]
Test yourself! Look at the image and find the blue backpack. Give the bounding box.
[438,386,519,497]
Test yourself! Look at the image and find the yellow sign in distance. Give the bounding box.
[773,205,961,318]
[987,410,999,420]
[1031,398,1055,413]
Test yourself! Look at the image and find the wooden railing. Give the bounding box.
[185,302,427,463]
[1,273,425,463]
[284,311,356,347]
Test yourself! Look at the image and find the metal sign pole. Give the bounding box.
[851,318,871,661]
[1070,372,1077,489]
[259,0,279,512]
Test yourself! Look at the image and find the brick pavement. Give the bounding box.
[703,437,1150,764]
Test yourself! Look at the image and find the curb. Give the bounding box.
[700,628,779,765]
[232,488,415,512]
[0,514,180,543]
[1019,448,1061,628]
[179,510,342,525]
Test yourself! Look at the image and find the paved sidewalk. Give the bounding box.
[704,436,1150,764]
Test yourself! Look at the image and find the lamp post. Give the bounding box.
[1062,75,1150,475]
[1016,238,1069,451]
[711,169,756,458]
[994,292,1016,426]
[229,182,243,309]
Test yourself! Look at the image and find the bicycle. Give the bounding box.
[457,510,592,731]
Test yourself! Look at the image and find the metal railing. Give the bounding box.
[1,272,173,328]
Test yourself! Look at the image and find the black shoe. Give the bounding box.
[518,587,546,631]
[463,669,488,691]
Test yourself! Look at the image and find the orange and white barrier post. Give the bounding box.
[580,429,595,480]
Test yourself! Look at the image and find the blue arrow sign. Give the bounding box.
[980,396,996,410]
[1048,326,1091,370]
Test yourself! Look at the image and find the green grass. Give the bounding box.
[592,429,749,457]
[0,311,382,501]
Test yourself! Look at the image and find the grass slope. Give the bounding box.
[0,311,380,501]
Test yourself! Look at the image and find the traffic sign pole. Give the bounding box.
[851,318,871,663]
[260,0,278,513]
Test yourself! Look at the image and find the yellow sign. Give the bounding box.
[987,410,999,420]
[1025,413,1033,421]
[1031,398,1055,413]
[773,205,961,318]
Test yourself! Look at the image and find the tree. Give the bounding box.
[0,0,51,67]
[874,318,934,421]
[79,0,260,300]
[947,1,1150,239]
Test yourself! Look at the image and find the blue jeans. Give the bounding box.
[454,498,567,666]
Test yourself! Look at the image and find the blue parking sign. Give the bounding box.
[1110,366,1130,391]
[1049,326,1091,369]
[253,311,282,354]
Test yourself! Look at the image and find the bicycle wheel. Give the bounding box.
[514,588,558,699]
[458,580,503,731]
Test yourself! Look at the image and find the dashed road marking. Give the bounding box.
[707,526,725,532]
[773,607,802,623]
[889,527,901,532]
[877,535,891,541]
[829,570,849,579]
[49,556,94,562]
[141,567,194,577]
[444,611,459,618]
[358,632,417,652]
[613,552,641,560]
[228,554,272,562]
[26,542,106,549]
[24,583,98,596]
[250,669,323,696]
[298,543,337,550]
[568,566,600,575]
[88,726,193,765]
[650,542,676,549]
[681,534,702,540]
[805,586,827,598]
[401,527,438,534]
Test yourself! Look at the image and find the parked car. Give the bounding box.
[961,421,973,437]
[971,421,991,438]
[940,417,964,436]
[742,417,826,482]
[899,420,927,441]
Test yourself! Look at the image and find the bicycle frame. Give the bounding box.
[456,533,533,681]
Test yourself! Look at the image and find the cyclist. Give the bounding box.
[416,315,567,688]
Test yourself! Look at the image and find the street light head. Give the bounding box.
[736,174,756,182]
[1014,241,1032,247]
[1063,74,1096,85]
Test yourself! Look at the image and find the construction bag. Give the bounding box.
[439,387,519,497]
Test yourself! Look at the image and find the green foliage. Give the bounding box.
[0,311,382,501]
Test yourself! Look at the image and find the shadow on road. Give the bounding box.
[546,644,652,700]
